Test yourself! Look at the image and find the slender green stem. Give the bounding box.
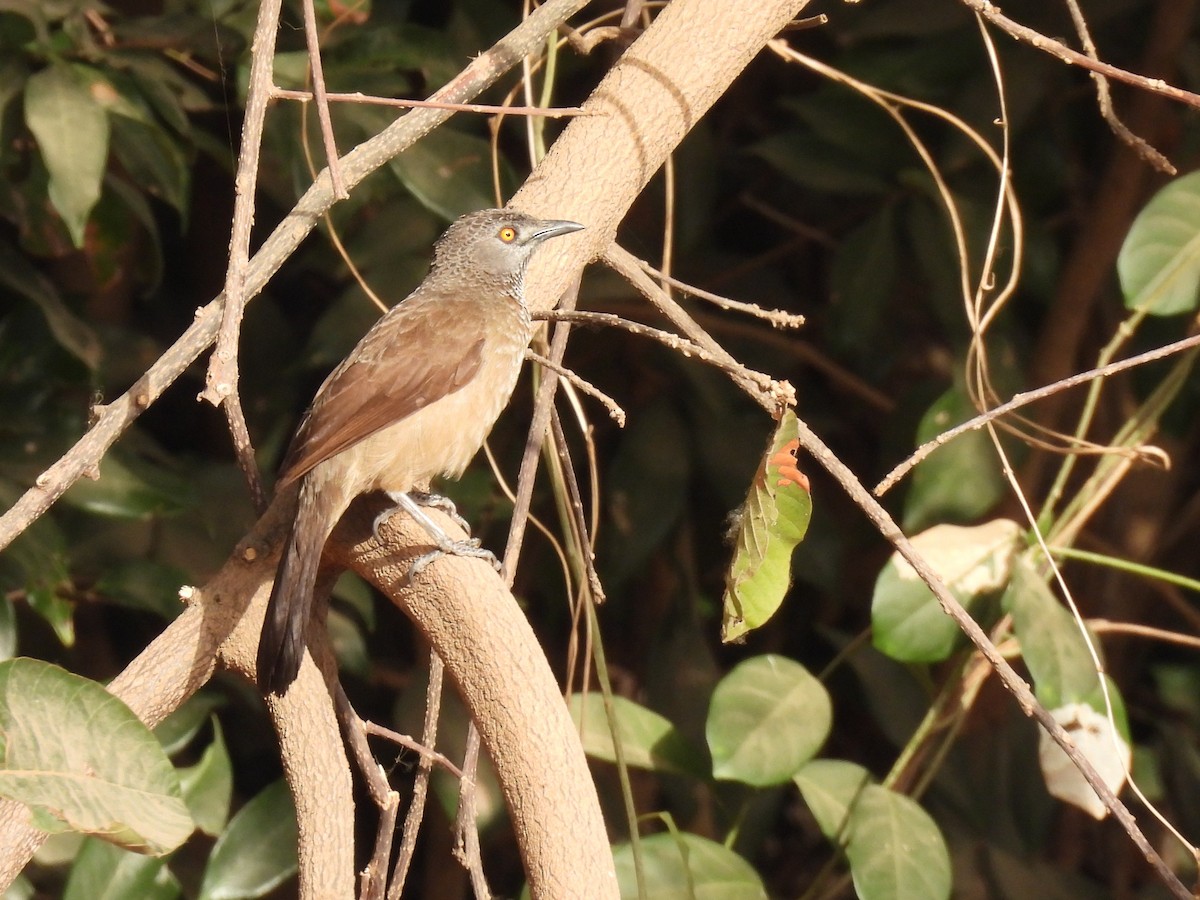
[1049,347,1197,544]
[1040,307,1146,526]
[585,600,645,897]
[881,654,967,792]
[1049,546,1200,594]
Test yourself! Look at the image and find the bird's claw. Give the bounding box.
[374,490,472,539]
[409,490,472,534]
[406,539,501,585]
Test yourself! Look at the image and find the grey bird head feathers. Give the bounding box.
[429,209,584,298]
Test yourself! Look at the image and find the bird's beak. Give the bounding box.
[529,220,585,243]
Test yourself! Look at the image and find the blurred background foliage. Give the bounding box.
[2,0,1200,896]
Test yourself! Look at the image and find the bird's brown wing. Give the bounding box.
[276,297,486,486]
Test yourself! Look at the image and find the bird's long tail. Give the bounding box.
[257,481,334,694]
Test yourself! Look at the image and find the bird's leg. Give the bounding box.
[376,491,501,583]
[407,489,472,534]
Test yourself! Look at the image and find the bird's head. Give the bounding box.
[430,208,584,297]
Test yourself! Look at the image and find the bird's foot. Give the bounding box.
[408,539,501,583]
[373,490,472,538]
[408,490,472,534]
[374,491,500,584]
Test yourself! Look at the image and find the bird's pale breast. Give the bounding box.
[314,298,531,493]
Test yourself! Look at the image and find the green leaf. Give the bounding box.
[178,719,232,836]
[793,758,873,840]
[750,131,892,195]
[603,399,691,586]
[612,832,767,899]
[0,659,193,854]
[109,115,191,214]
[796,760,951,899]
[903,384,1006,531]
[843,785,952,900]
[327,607,370,679]
[1117,170,1200,315]
[63,453,195,520]
[568,693,707,777]
[64,838,181,900]
[0,241,102,369]
[390,127,499,221]
[24,63,110,247]
[4,872,35,900]
[721,410,812,641]
[829,207,899,359]
[198,780,297,900]
[872,519,1021,662]
[707,655,831,786]
[94,560,188,619]
[0,599,16,662]
[1002,555,1100,708]
[0,479,72,645]
[26,585,74,646]
[154,694,225,757]
[121,58,193,136]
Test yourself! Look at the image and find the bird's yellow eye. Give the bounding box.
[498,226,517,243]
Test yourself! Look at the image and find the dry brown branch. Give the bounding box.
[634,256,808,329]
[387,652,446,898]
[452,723,490,897]
[272,87,586,118]
[200,0,282,510]
[1087,620,1200,651]
[505,288,582,583]
[602,243,794,413]
[550,405,606,604]
[876,331,1200,495]
[526,348,627,425]
[537,308,789,407]
[331,681,394,899]
[1061,0,1174,173]
[300,0,346,198]
[964,0,1200,110]
[327,502,616,898]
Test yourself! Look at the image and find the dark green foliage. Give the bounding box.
[2,0,1200,896]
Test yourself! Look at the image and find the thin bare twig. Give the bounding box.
[271,87,586,118]
[875,332,1200,495]
[504,282,583,582]
[1087,620,1200,651]
[633,256,807,329]
[549,405,605,604]
[362,720,462,779]
[332,681,396,900]
[535,309,791,409]
[526,349,626,425]
[963,0,1200,111]
[201,0,284,510]
[603,243,794,414]
[1062,0,1175,173]
[388,652,446,899]
[453,724,491,899]
[300,0,347,198]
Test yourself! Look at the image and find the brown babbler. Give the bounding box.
[257,208,584,694]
